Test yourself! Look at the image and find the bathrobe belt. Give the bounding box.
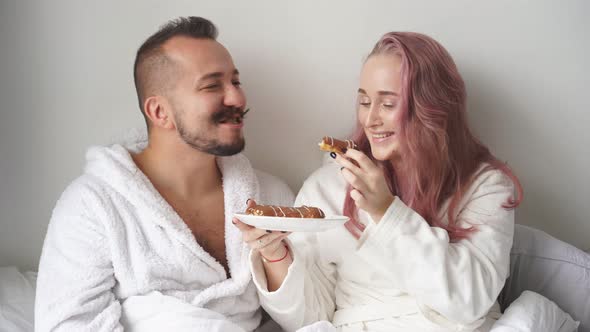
[332,296,495,331]
[332,296,419,327]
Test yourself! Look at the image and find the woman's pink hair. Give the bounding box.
[343,32,523,241]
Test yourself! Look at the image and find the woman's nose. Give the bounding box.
[364,105,382,127]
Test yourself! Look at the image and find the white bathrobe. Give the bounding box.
[251,160,514,332]
[35,137,294,332]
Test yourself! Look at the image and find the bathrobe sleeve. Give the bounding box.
[250,179,339,332]
[35,182,123,332]
[355,169,515,326]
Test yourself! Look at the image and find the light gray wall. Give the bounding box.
[1,0,588,270]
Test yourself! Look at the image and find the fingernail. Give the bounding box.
[246,198,251,205]
[281,231,287,234]
[266,230,272,233]
[340,167,344,171]
[342,148,348,153]
[330,152,337,159]
[232,220,236,225]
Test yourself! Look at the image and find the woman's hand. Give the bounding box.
[334,149,395,223]
[233,199,290,260]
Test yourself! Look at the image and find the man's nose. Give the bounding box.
[224,84,246,108]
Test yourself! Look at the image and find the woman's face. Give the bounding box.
[357,54,403,161]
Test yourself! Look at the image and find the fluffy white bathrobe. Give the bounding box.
[251,160,515,332]
[35,136,294,332]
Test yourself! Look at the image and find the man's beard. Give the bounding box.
[176,107,246,156]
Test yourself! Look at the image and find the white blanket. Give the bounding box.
[121,291,337,332]
[281,290,581,332]
[121,291,247,332]
[35,131,294,331]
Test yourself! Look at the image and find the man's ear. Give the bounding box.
[144,95,175,130]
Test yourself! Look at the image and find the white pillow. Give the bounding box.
[0,266,37,332]
[501,225,590,328]
[491,290,580,332]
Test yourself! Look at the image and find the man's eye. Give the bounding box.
[202,84,220,90]
[359,102,371,107]
[232,80,242,86]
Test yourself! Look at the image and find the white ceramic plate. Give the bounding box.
[233,213,349,232]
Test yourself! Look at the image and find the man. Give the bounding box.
[35,17,293,331]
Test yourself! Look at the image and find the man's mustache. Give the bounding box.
[211,107,250,123]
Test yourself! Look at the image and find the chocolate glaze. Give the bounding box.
[246,204,325,218]
[318,136,357,154]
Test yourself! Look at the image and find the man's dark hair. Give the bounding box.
[133,16,218,129]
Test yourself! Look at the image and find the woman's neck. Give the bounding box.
[390,156,409,197]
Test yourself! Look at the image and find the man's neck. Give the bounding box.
[132,136,222,200]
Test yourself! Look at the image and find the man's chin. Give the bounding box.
[211,145,244,156]
[206,140,245,156]
[179,130,245,156]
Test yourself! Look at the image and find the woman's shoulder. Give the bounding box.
[255,169,296,206]
[302,159,346,189]
[471,163,515,190]
[295,159,347,207]
[459,163,516,208]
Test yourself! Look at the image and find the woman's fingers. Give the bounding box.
[233,218,267,242]
[350,188,367,208]
[337,149,390,199]
[247,231,287,250]
[232,218,254,231]
[246,198,257,209]
[343,149,379,173]
[334,153,362,175]
[233,217,290,248]
[258,233,290,257]
[235,199,291,255]
[335,149,381,187]
[340,167,369,193]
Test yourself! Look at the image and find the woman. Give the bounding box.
[234,32,523,331]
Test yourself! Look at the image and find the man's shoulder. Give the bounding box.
[254,169,295,206]
[52,173,112,217]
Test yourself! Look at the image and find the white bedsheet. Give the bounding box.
[0,267,581,332]
[0,267,36,332]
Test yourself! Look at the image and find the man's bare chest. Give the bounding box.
[176,203,229,273]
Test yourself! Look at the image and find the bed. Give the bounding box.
[1,225,588,331]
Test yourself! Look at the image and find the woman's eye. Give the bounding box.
[232,80,242,86]
[382,101,397,109]
[358,98,371,107]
